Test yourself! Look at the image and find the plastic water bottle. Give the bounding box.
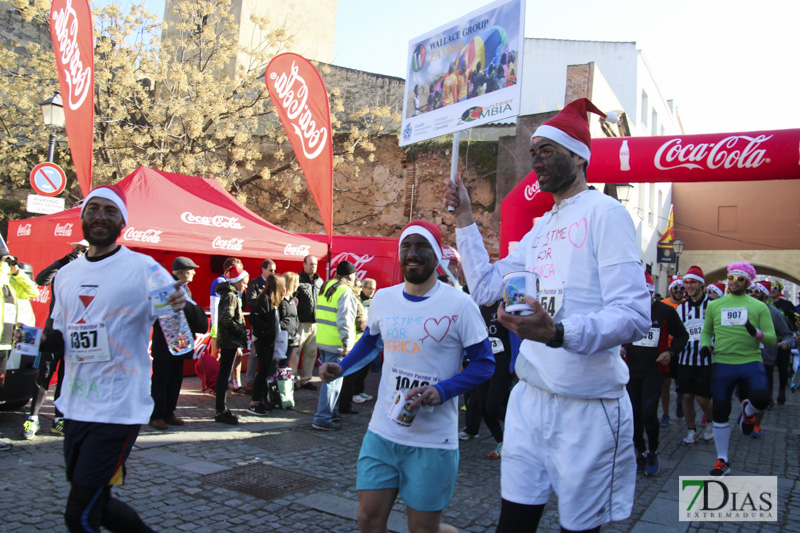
[148,264,194,356]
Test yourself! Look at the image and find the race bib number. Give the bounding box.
[387,366,438,412]
[67,322,111,363]
[489,337,505,354]
[721,307,748,326]
[3,302,16,324]
[633,327,661,347]
[539,286,564,318]
[685,318,704,343]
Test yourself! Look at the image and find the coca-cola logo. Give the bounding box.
[524,181,541,201]
[212,236,244,251]
[180,212,244,230]
[284,243,311,257]
[268,61,328,159]
[16,224,32,236]
[655,135,772,171]
[54,222,73,237]
[442,246,460,261]
[51,0,92,110]
[332,252,375,281]
[33,286,51,305]
[123,227,163,243]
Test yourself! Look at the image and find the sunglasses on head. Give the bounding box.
[727,275,748,283]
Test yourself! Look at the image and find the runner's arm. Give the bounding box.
[456,223,527,305]
[666,305,689,356]
[434,338,495,403]
[756,304,777,347]
[339,326,382,376]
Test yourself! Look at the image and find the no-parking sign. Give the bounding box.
[30,162,67,197]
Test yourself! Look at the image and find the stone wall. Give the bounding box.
[0,3,50,52]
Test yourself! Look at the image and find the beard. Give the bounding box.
[537,153,580,196]
[402,260,437,285]
[82,218,123,248]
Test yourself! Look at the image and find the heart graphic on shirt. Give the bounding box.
[422,316,452,343]
[568,218,588,248]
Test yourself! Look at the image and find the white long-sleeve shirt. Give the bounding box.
[456,188,651,399]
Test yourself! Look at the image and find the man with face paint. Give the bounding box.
[318,220,494,533]
[445,98,651,533]
[701,262,776,476]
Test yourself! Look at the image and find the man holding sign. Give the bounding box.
[445,98,651,532]
[701,262,776,477]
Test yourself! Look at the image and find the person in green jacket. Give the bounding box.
[701,262,776,477]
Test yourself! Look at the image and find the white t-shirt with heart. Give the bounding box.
[366,282,487,450]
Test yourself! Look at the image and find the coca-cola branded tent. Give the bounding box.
[500,129,800,257]
[8,167,328,324]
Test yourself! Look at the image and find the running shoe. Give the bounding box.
[351,395,366,404]
[311,420,341,431]
[636,452,647,473]
[738,399,756,436]
[215,410,238,425]
[22,419,39,440]
[700,415,707,426]
[752,425,762,439]
[702,423,714,442]
[246,404,269,416]
[676,398,684,419]
[358,393,374,401]
[0,440,12,452]
[681,429,697,446]
[458,428,479,440]
[660,414,670,427]
[486,442,503,460]
[230,387,249,396]
[51,418,65,436]
[645,452,659,477]
[332,411,341,422]
[709,459,731,477]
[791,382,798,393]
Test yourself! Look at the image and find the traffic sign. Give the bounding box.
[30,162,67,197]
[26,194,65,215]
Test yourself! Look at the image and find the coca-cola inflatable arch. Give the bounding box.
[500,129,800,257]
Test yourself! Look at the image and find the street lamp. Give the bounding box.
[672,238,685,275]
[615,183,634,205]
[39,91,65,162]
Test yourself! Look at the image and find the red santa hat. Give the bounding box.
[224,264,248,283]
[707,283,725,298]
[753,280,771,296]
[669,275,684,291]
[80,184,128,224]
[531,98,618,163]
[644,271,655,293]
[683,265,704,284]
[399,220,443,262]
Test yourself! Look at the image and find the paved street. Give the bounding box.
[1,370,798,532]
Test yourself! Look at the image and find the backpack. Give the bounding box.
[194,348,220,393]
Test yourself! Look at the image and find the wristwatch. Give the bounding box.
[546,322,564,348]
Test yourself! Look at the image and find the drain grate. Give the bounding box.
[203,463,325,500]
[246,429,335,454]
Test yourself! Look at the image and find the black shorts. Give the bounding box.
[677,364,712,399]
[64,420,140,487]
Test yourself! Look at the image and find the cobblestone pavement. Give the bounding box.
[1,370,798,532]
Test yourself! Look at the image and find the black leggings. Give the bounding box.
[30,353,65,418]
[65,483,154,532]
[776,346,791,401]
[215,348,238,413]
[496,499,600,533]
[251,338,275,405]
[627,371,665,454]
[465,353,513,442]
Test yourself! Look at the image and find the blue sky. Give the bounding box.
[98,0,800,134]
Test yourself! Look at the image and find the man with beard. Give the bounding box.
[40,185,185,532]
[445,98,650,532]
[701,262,775,476]
[319,220,493,533]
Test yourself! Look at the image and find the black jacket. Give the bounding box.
[248,293,278,347]
[245,275,266,311]
[279,296,300,347]
[625,300,689,376]
[216,281,247,349]
[296,271,323,323]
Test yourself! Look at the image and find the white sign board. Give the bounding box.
[399,0,525,146]
[27,194,65,215]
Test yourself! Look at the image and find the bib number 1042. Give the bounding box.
[71,330,98,349]
[395,376,429,391]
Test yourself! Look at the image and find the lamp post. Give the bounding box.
[672,238,685,275]
[615,183,634,205]
[39,91,65,162]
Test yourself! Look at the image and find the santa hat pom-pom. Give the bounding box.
[605,110,618,124]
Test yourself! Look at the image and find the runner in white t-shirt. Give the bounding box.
[319,220,494,533]
[40,185,186,533]
[445,99,651,533]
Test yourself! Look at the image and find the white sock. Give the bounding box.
[743,401,760,418]
[713,422,731,462]
[27,416,37,422]
[233,379,241,388]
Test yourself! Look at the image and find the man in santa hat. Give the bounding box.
[445,98,650,532]
[318,220,494,533]
[38,185,186,532]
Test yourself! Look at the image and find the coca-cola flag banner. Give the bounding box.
[50,0,94,198]
[265,53,333,239]
[588,130,800,183]
[399,0,525,146]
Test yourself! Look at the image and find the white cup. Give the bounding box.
[503,271,540,315]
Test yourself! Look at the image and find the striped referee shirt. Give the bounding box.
[677,295,711,366]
